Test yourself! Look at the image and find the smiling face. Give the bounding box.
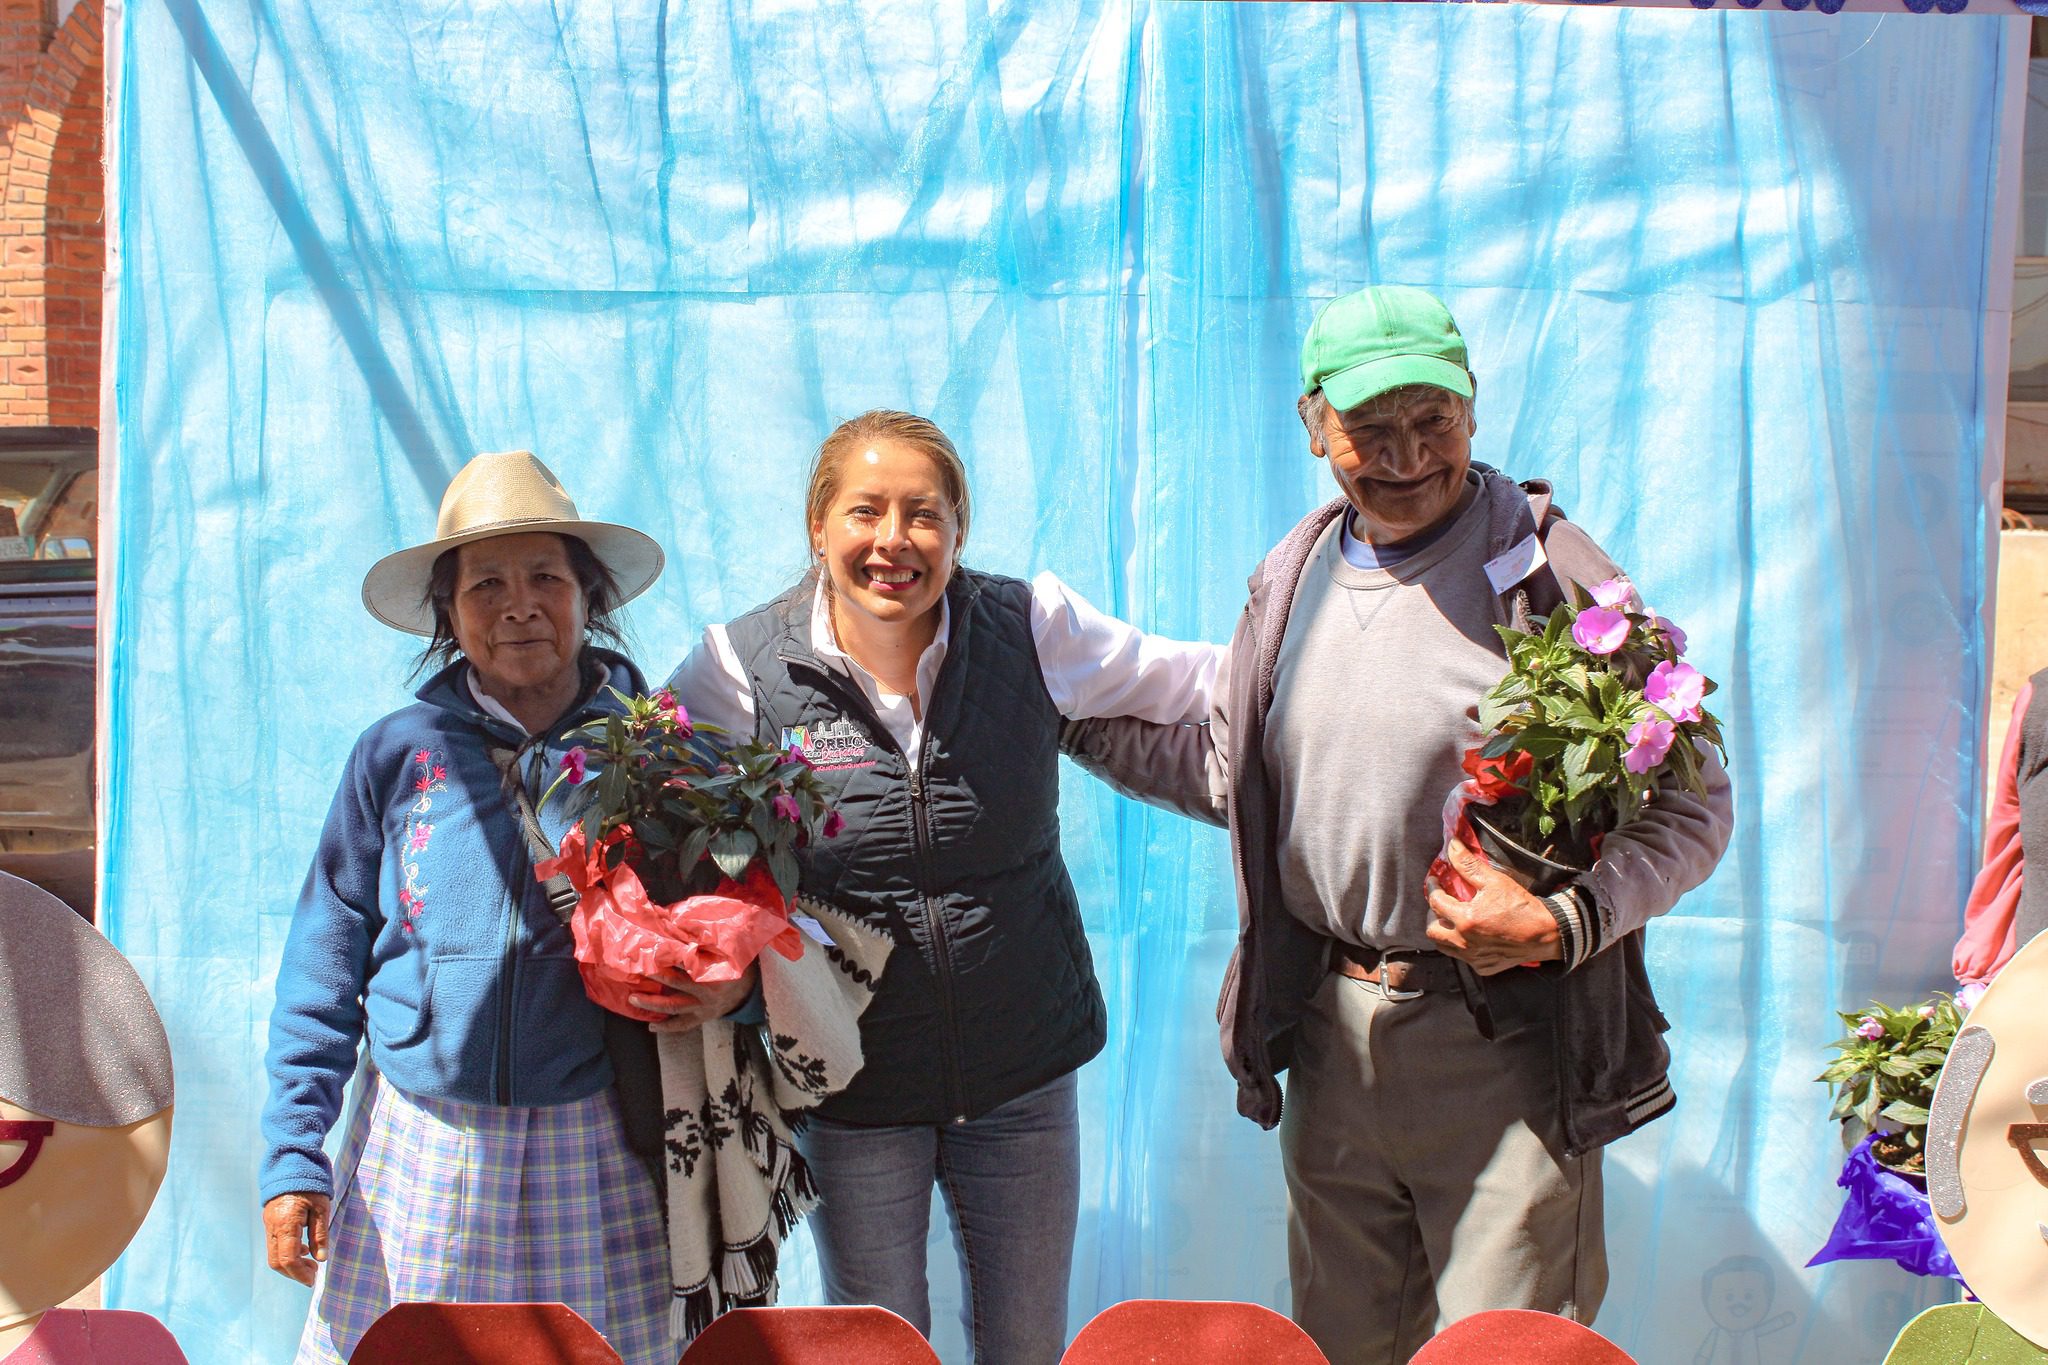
[448,532,588,702]
[1704,1265,1772,1330]
[1311,383,1475,543]
[811,439,964,633]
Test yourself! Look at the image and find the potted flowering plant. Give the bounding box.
[1806,994,1967,1280]
[537,688,844,1019]
[1457,577,1726,889]
[1817,995,1965,1175]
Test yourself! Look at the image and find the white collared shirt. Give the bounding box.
[668,571,1218,769]
[467,668,529,735]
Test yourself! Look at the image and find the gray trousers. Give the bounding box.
[1280,970,1607,1364]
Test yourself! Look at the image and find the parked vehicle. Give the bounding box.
[0,427,96,915]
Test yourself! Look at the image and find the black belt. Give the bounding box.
[1329,942,1465,996]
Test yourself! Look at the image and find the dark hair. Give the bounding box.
[410,531,626,682]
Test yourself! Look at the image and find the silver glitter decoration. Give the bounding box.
[1928,1025,1995,1221]
[2029,1078,2048,1105]
[0,872,174,1126]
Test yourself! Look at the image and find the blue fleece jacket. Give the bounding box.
[259,651,648,1203]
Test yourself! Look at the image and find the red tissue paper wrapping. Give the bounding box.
[536,825,805,1021]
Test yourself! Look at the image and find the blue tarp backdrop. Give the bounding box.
[104,3,2013,1361]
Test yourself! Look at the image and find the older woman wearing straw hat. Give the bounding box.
[258,451,736,1365]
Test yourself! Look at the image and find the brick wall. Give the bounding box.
[0,0,101,426]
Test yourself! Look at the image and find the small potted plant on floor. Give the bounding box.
[1807,995,1964,1280]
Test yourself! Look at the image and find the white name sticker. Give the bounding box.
[1484,533,1548,595]
[792,913,836,948]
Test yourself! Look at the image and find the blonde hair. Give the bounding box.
[805,409,973,545]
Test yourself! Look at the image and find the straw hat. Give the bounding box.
[361,450,664,636]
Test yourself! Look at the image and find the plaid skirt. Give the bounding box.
[294,1068,672,1365]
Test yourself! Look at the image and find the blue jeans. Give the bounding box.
[796,1072,1079,1365]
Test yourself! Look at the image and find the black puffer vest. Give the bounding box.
[723,568,1107,1124]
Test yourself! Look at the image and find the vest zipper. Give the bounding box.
[907,753,969,1121]
[781,651,970,1120]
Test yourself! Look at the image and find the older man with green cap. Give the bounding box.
[1069,284,1732,1358]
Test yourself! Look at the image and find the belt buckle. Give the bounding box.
[1376,951,1427,1003]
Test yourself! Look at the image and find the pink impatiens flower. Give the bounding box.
[1645,660,1707,724]
[1854,1016,1886,1041]
[560,747,588,785]
[1572,606,1630,656]
[786,745,815,771]
[1957,982,1988,1013]
[1654,616,1688,656]
[1622,717,1675,773]
[772,793,802,824]
[822,811,846,839]
[653,689,692,736]
[1589,576,1634,608]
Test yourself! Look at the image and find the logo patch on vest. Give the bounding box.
[782,718,876,771]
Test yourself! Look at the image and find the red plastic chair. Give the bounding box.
[1409,1310,1637,1364]
[347,1302,623,1364]
[679,1306,940,1364]
[1059,1299,1329,1364]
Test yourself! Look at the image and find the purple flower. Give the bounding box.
[1854,1016,1886,1042]
[1622,718,1675,774]
[1645,660,1707,724]
[772,793,802,824]
[560,747,588,785]
[1572,606,1631,656]
[409,823,432,854]
[1957,982,1988,1013]
[822,810,846,839]
[1654,616,1688,656]
[1590,576,1634,609]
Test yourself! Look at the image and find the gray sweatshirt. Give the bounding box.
[1265,493,1507,950]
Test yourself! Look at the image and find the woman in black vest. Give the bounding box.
[666,410,1215,1363]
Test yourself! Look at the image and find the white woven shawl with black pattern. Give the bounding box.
[657,898,890,1343]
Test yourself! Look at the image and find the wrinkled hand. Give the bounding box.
[1425,837,1561,976]
[631,962,759,1034]
[263,1191,331,1285]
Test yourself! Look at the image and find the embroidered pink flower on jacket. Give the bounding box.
[398,747,448,935]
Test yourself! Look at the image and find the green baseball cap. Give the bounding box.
[1300,285,1473,411]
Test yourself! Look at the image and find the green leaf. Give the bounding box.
[709,829,758,881]
[677,825,715,871]
[767,842,800,904]
[1881,1100,1930,1127]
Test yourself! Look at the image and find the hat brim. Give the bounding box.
[1319,353,1473,413]
[361,517,666,637]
